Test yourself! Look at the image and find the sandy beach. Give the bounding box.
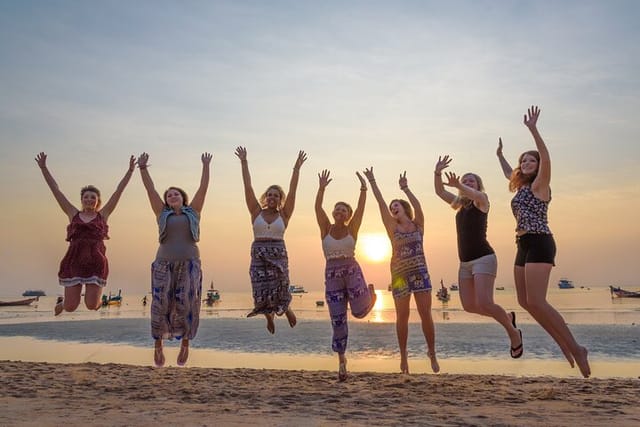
[1,360,638,426]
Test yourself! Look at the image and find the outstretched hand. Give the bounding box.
[435,155,452,174]
[399,171,408,189]
[363,167,375,182]
[35,152,47,168]
[201,152,213,164]
[524,105,541,129]
[234,146,247,161]
[294,150,307,169]
[137,152,149,169]
[443,171,461,188]
[318,169,332,189]
[356,171,366,189]
[496,138,504,156]
[128,155,136,171]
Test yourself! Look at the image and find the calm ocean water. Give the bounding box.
[1,287,639,362]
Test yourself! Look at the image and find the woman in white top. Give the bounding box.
[235,146,307,334]
[315,170,376,381]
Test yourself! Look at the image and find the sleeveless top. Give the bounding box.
[455,203,495,262]
[390,226,428,275]
[253,213,285,240]
[511,186,551,234]
[156,213,200,261]
[322,233,356,260]
[66,212,109,242]
[158,206,200,242]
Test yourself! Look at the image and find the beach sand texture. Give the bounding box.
[1,361,638,426]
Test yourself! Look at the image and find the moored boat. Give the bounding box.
[204,281,221,306]
[22,290,46,297]
[289,285,307,294]
[101,289,123,307]
[436,280,450,303]
[609,285,640,298]
[449,283,459,291]
[0,297,37,307]
[557,278,575,289]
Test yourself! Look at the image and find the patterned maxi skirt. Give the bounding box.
[247,239,292,317]
[150,258,202,340]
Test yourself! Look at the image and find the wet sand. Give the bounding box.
[1,360,638,426]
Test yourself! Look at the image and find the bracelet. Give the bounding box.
[138,165,147,170]
[360,187,367,191]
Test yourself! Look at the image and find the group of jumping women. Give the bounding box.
[36,105,591,380]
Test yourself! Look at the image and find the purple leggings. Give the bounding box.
[324,257,372,354]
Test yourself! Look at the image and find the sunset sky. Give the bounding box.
[1,1,639,296]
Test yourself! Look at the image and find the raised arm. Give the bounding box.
[434,155,456,205]
[100,155,135,221]
[443,172,489,213]
[363,167,395,238]
[35,152,77,221]
[399,171,424,229]
[281,150,307,222]
[190,152,213,214]
[234,146,261,220]
[137,153,164,217]
[314,169,332,238]
[524,106,551,199]
[349,172,367,239]
[496,137,513,180]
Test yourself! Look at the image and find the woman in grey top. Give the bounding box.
[137,151,212,367]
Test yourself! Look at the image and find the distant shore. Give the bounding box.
[1,360,639,426]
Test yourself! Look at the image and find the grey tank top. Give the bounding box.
[155,214,200,261]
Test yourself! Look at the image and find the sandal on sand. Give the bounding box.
[285,309,297,328]
[154,344,165,367]
[428,351,440,373]
[54,297,64,316]
[338,360,348,382]
[177,340,189,366]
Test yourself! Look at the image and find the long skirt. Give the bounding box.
[247,240,292,317]
[150,258,202,340]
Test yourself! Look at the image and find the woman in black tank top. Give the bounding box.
[434,155,523,359]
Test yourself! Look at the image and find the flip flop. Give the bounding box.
[510,329,523,359]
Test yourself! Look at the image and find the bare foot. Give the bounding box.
[266,313,275,334]
[177,340,189,366]
[400,357,409,374]
[285,309,297,328]
[575,346,590,378]
[154,342,165,367]
[428,351,440,373]
[54,297,64,316]
[338,358,348,382]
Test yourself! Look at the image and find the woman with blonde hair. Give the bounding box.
[434,155,522,358]
[235,146,306,334]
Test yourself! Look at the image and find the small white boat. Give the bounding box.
[289,285,307,294]
[204,281,221,306]
[449,284,459,291]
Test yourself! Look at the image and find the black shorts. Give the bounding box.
[514,233,556,266]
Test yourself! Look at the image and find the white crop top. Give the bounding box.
[252,214,286,239]
[322,234,356,260]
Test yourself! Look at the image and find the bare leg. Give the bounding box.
[414,292,439,373]
[338,352,347,382]
[154,338,165,367]
[514,265,575,367]
[56,285,82,315]
[524,263,590,378]
[285,308,297,328]
[394,295,411,374]
[177,338,189,366]
[84,284,103,310]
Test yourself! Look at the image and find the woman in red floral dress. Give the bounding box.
[35,152,135,315]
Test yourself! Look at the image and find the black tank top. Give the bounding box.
[455,203,495,262]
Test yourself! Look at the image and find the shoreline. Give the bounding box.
[1,360,639,426]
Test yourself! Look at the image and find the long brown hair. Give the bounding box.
[509,150,539,192]
[390,199,413,220]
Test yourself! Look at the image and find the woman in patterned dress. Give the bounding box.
[137,152,212,367]
[496,106,590,377]
[315,169,377,381]
[363,167,439,374]
[234,146,306,334]
[35,152,135,316]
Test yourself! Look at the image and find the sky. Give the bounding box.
[1,0,639,296]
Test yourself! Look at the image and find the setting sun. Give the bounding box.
[358,233,391,263]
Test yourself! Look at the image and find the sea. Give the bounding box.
[1,286,639,377]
